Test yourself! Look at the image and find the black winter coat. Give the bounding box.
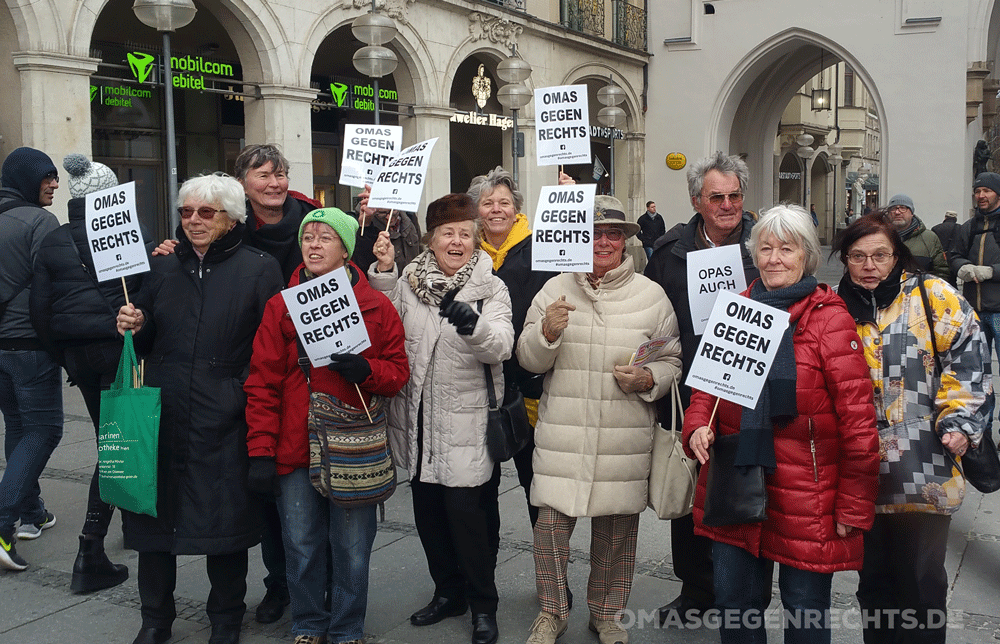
[30,197,144,355]
[494,236,557,398]
[644,211,759,421]
[122,222,284,555]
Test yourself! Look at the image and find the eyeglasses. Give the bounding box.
[702,192,744,206]
[178,206,226,220]
[43,171,59,182]
[847,251,895,266]
[594,227,625,241]
[887,205,911,214]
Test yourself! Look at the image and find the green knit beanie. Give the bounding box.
[298,207,358,259]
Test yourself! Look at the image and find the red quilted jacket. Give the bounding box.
[244,262,410,474]
[682,282,879,573]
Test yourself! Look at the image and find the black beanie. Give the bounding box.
[1,147,57,206]
[974,172,1000,197]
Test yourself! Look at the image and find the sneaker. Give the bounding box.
[527,611,568,644]
[589,616,628,644]
[293,636,327,644]
[17,511,56,540]
[0,526,28,571]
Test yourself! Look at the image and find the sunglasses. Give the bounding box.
[178,207,226,220]
[594,228,625,241]
[702,192,744,206]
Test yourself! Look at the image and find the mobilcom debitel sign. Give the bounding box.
[126,51,238,90]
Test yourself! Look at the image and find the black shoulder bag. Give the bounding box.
[478,300,531,462]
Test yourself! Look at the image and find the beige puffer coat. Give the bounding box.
[369,249,513,487]
[517,255,682,517]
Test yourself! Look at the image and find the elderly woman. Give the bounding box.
[370,193,513,644]
[835,212,988,644]
[684,204,879,644]
[244,208,409,644]
[116,173,284,644]
[517,196,681,644]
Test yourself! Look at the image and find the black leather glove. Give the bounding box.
[327,353,372,383]
[247,457,280,497]
[439,288,479,336]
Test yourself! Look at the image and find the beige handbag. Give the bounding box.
[648,380,697,519]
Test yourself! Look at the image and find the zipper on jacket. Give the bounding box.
[808,418,818,483]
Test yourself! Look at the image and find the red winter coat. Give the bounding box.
[245,262,409,474]
[682,282,879,573]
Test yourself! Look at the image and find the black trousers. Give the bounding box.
[64,341,121,537]
[672,501,715,606]
[512,433,538,526]
[411,465,501,615]
[259,498,287,591]
[857,513,950,644]
[138,550,249,628]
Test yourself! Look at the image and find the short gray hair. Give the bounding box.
[687,151,749,199]
[467,166,524,212]
[746,204,821,276]
[177,173,247,223]
[234,144,289,182]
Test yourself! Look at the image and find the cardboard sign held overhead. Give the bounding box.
[535,85,590,166]
[339,124,402,188]
[282,266,371,367]
[85,181,150,282]
[685,291,790,409]
[531,183,596,272]
[368,137,438,212]
[686,246,748,335]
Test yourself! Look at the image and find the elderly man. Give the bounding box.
[0,147,63,571]
[643,152,761,626]
[886,194,948,280]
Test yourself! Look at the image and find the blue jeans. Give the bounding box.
[277,467,378,641]
[0,349,63,531]
[713,541,833,644]
[978,311,1000,434]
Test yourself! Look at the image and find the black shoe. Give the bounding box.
[208,623,241,644]
[657,595,712,627]
[410,596,469,626]
[71,535,129,593]
[255,584,290,624]
[566,586,573,611]
[131,627,171,644]
[472,613,499,644]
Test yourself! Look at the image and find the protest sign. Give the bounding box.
[282,266,371,367]
[368,137,438,212]
[685,291,789,409]
[686,245,748,335]
[339,124,402,188]
[531,183,596,272]
[85,181,149,282]
[535,85,590,166]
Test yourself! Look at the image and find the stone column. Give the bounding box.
[12,51,101,222]
[244,84,317,195]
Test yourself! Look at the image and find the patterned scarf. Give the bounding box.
[407,248,480,306]
[481,213,532,271]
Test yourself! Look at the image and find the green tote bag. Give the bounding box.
[98,330,160,517]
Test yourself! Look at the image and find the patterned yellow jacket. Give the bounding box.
[852,273,989,515]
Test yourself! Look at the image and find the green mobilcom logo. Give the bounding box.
[127,52,156,84]
[90,86,98,102]
[330,82,349,107]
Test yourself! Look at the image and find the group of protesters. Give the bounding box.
[0,143,994,644]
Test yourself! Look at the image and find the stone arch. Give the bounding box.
[561,61,641,132]
[709,28,887,210]
[4,0,65,51]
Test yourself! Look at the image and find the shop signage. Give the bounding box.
[91,84,153,108]
[666,152,686,170]
[590,125,624,140]
[311,81,399,113]
[121,50,238,91]
[449,110,514,131]
[779,172,801,180]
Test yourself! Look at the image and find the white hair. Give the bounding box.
[177,173,247,223]
[746,203,821,276]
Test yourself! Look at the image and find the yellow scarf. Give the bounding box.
[481,213,532,271]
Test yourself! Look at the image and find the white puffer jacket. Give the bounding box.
[517,255,681,516]
[369,249,513,487]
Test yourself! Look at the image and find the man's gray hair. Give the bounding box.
[746,203,821,276]
[234,144,290,182]
[686,151,749,199]
[467,166,524,212]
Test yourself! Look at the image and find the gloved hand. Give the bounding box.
[439,288,479,336]
[973,265,995,282]
[327,353,372,383]
[247,457,280,497]
[957,264,977,283]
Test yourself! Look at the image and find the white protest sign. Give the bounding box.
[531,183,596,272]
[685,291,790,409]
[85,181,149,282]
[686,245,747,335]
[282,266,371,367]
[339,124,402,188]
[368,137,438,212]
[535,85,590,166]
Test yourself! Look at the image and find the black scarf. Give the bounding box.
[837,263,905,325]
[736,276,818,472]
[244,196,310,281]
